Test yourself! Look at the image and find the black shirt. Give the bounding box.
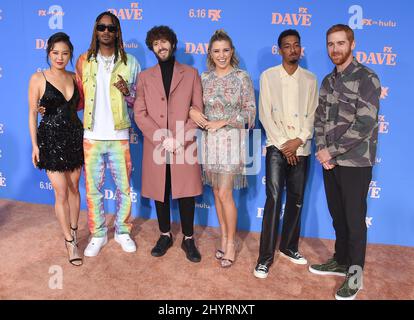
[159,56,175,101]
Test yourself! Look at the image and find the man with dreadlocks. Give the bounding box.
[75,11,140,257]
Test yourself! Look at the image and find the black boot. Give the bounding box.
[181,236,201,263]
[151,233,173,257]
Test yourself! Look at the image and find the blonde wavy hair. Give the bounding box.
[207,29,239,70]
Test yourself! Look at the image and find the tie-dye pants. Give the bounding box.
[83,139,132,237]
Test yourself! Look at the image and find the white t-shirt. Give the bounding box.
[83,53,129,140]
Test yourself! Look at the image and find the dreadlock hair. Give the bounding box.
[87,11,127,65]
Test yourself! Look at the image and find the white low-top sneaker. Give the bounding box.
[84,235,108,257]
[280,249,308,265]
[115,233,136,253]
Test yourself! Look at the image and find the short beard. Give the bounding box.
[156,50,172,62]
[330,48,352,66]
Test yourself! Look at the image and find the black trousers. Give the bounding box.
[323,165,372,269]
[155,164,195,237]
[257,146,309,267]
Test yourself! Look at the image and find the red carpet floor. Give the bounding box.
[0,199,413,300]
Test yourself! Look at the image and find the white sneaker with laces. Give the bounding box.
[280,249,308,265]
[84,235,108,257]
[115,233,136,253]
[253,264,269,279]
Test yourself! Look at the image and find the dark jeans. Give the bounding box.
[323,165,372,269]
[155,164,195,237]
[257,146,309,267]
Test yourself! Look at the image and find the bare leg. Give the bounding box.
[47,171,71,241]
[213,187,227,256]
[65,168,81,230]
[217,175,237,264]
[48,170,82,266]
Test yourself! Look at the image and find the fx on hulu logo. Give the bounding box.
[349,5,397,29]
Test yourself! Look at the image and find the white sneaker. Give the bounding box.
[279,249,308,265]
[253,264,269,279]
[84,235,108,257]
[115,233,136,253]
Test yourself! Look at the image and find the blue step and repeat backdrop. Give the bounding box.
[0,0,413,247]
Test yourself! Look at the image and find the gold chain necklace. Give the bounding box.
[99,53,114,72]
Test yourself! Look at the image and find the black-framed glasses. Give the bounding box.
[96,24,117,33]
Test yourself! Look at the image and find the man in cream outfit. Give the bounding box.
[254,29,318,279]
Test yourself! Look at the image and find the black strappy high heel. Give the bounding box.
[65,238,83,266]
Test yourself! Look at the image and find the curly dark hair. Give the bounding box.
[46,32,74,66]
[145,25,177,53]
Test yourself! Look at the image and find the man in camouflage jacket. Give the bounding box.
[309,24,381,301]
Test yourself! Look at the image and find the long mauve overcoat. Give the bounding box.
[133,61,203,202]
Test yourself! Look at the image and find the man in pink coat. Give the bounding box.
[133,26,204,262]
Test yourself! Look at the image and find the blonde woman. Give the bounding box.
[190,30,256,267]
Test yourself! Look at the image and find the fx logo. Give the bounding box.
[208,9,221,22]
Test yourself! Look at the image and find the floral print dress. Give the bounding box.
[200,68,256,189]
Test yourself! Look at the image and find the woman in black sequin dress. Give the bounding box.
[28,32,83,266]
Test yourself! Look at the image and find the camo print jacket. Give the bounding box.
[314,58,381,167]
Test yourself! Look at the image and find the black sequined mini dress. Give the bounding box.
[37,75,84,172]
